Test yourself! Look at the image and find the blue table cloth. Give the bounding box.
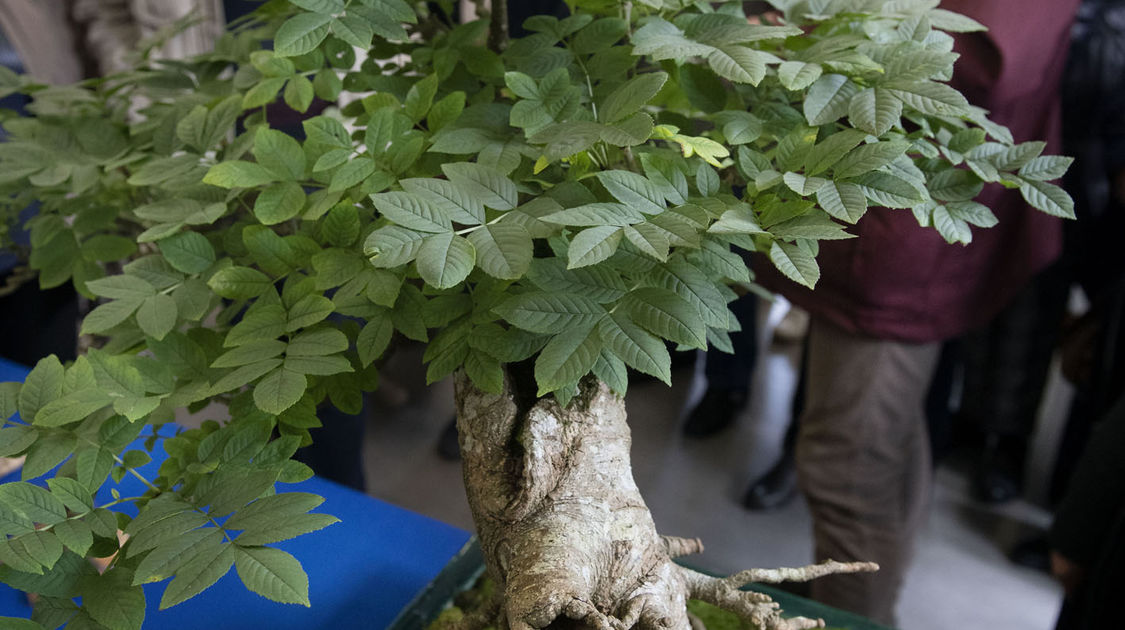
[0,357,471,629]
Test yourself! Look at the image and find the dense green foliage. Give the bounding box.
[0,0,1072,627]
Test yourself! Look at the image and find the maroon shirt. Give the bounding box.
[756,0,1081,343]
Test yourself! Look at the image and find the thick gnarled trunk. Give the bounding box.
[453,373,875,630]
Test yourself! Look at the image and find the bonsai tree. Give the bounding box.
[0,0,1074,628]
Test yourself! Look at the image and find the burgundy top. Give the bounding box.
[755,0,1081,343]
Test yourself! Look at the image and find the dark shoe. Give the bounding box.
[436,417,460,461]
[972,433,1025,504]
[682,387,748,438]
[742,454,797,511]
[1009,536,1050,573]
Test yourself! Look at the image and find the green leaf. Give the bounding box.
[80,298,142,335]
[321,204,360,247]
[85,275,156,301]
[33,389,111,428]
[804,129,867,176]
[286,295,336,331]
[928,169,984,202]
[0,426,37,458]
[769,240,820,288]
[597,312,670,384]
[81,569,146,630]
[946,201,998,228]
[242,78,287,109]
[541,203,644,227]
[254,182,306,225]
[364,226,425,268]
[225,493,322,528]
[81,235,137,262]
[494,293,607,334]
[0,482,66,524]
[596,171,664,215]
[854,172,925,208]
[534,324,602,396]
[886,80,969,116]
[1018,155,1073,182]
[932,205,973,244]
[568,226,623,269]
[816,182,868,223]
[400,178,485,225]
[285,326,346,357]
[651,260,729,328]
[136,294,178,340]
[404,74,438,123]
[847,87,902,137]
[1020,180,1075,219]
[332,14,374,49]
[233,511,338,546]
[416,232,476,289]
[834,141,911,179]
[329,158,376,192]
[599,72,668,124]
[203,161,276,188]
[275,13,333,57]
[0,383,20,422]
[133,528,222,586]
[441,163,518,210]
[572,17,628,54]
[928,8,986,32]
[777,61,822,91]
[427,91,466,132]
[208,267,273,300]
[225,306,287,347]
[467,224,533,280]
[51,519,93,556]
[804,74,859,126]
[370,191,451,233]
[621,287,706,349]
[285,354,352,376]
[212,340,287,368]
[159,541,235,609]
[707,46,766,85]
[234,546,310,606]
[0,618,45,630]
[18,356,64,423]
[253,367,307,415]
[624,223,670,261]
[254,129,306,181]
[46,478,93,513]
[159,232,215,274]
[284,75,315,113]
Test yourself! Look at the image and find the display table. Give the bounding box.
[0,357,472,629]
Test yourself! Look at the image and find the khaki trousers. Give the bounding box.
[797,318,940,626]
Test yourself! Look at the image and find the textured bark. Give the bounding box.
[453,372,876,630]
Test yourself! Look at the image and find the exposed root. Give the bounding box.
[679,560,880,630]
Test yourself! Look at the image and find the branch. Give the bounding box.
[487,0,508,53]
[725,559,880,586]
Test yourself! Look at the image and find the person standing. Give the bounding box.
[754,1,1082,624]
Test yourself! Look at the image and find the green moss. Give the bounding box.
[687,600,753,630]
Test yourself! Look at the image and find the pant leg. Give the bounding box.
[797,318,940,626]
[703,292,758,391]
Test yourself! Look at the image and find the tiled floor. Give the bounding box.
[362,303,1066,630]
